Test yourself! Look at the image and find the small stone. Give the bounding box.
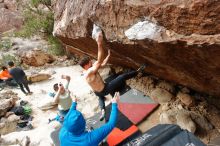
[157,81,175,93]
[181,87,190,94]
[190,112,213,131]
[160,110,176,124]
[177,92,194,107]
[5,112,14,118]
[177,104,183,110]
[161,103,170,111]
[151,88,174,104]
[12,46,19,50]
[176,111,196,133]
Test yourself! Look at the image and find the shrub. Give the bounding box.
[48,35,64,56]
[15,0,64,56]
[0,54,19,67]
[0,39,12,51]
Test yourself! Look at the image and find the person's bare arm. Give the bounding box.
[87,32,105,75]
[53,85,62,104]
[101,49,110,67]
[96,32,105,64]
[89,92,119,144]
[70,92,77,103]
[86,62,101,75]
[53,91,60,104]
[63,75,71,82]
[61,75,71,89]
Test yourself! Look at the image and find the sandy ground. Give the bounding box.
[1,65,101,145]
[1,64,218,145]
[22,65,99,117]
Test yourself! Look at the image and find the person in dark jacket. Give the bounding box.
[59,92,119,146]
[8,61,32,95]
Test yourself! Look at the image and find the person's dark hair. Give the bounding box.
[8,61,14,67]
[78,56,90,68]
[1,66,7,71]
[53,83,59,91]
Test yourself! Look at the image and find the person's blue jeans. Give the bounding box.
[58,109,69,123]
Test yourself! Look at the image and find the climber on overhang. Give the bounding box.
[79,32,146,121]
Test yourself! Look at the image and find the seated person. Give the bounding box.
[59,92,119,146]
[0,66,12,79]
[0,66,17,86]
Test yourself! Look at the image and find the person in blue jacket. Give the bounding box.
[59,92,119,146]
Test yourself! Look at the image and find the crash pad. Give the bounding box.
[86,102,140,146]
[208,136,220,146]
[118,88,158,124]
[105,104,141,146]
[86,111,106,131]
[123,124,206,146]
[107,125,139,146]
[105,103,133,131]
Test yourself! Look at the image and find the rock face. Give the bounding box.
[0,1,23,33]
[53,0,220,97]
[0,114,20,135]
[21,49,55,66]
[0,91,18,117]
[28,73,51,83]
[0,91,19,135]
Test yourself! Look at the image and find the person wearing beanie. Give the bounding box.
[59,92,119,146]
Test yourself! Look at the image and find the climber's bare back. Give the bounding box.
[85,68,105,92]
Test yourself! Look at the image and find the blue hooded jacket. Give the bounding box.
[59,102,118,146]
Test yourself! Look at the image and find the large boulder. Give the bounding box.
[0,114,20,135]
[0,91,18,118]
[0,126,55,146]
[53,0,220,98]
[27,73,51,83]
[21,49,55,66]
[176,110,196,133]
[160,110,196,133]
[156,81,175,94]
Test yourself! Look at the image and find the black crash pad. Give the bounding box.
[123,124,206,146]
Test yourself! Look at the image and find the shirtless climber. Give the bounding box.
[79,32,146,121]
